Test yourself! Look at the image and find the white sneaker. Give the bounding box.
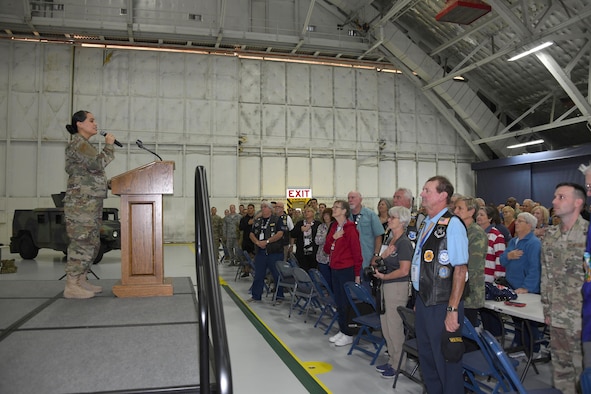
[329,332,344,343]
[334,334,353,347]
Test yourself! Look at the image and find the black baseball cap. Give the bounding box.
[441,329,464,363]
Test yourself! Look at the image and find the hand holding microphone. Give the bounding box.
[99,130,123,147]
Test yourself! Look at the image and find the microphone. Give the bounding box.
[136,139,163,161]
[99,130,123,147]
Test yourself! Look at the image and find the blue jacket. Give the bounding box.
[500,231,541,293]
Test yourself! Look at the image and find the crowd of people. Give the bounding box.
[209,171,591,393]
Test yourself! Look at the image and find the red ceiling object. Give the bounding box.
[435,0,492,25]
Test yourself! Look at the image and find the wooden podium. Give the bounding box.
[110,161,175,297]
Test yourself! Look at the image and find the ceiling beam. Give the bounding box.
[536,51,591,117]
[300,0,316,38]
[472,116,591,144]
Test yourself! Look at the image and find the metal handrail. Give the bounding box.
[194,166,232,394]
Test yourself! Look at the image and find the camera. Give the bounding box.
[363,257,388,278]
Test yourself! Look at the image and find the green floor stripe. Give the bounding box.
[222,284,329,394]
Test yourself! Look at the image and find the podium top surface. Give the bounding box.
[110,161,175,195]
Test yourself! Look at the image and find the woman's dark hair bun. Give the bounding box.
[65,124,76,135]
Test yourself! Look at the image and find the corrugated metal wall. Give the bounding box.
[0,40,476,243]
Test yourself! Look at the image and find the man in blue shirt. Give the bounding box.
[347,191,384,272]
[411,176,468,394]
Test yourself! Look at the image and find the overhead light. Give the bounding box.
[508,42,553,61]
[507,139,544,149]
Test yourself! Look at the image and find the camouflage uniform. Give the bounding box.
[464,222,487,310]
[541,216,589,393]
[211,213,223,261]
[222,212,242,263]
[64,133,115,275]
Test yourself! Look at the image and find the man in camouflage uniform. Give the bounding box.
[222,204,242,265]
[210,207,223,263]
[64,110,116,299]
[541,182,588,393]
[454,196,487,337]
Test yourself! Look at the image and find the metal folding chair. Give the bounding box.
[309,268,338,335]
[481,330,562,394]
[462,317,511,393]
[289,267,319,322]
[274,260,297,305]
[343,282,385,365]
[394,306,422,389]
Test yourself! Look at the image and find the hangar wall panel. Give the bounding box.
[335,158,356,197]
[311,158,334,198]
[287,157,310,190]
[311,108,333,147]
[334,68,355,109]
[311,66,332,107]
[287,64,310,106]
[262,157,286,196]
[379,160,397,198]
[288,106,310,143]
[239,156,262,197]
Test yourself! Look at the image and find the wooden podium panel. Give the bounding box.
[110,161,174,297]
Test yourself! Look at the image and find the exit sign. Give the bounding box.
[286,188,312,198]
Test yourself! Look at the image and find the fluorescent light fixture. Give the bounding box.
[508,42,553,61]
[507,139,544,149]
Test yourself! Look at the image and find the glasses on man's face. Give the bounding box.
[332,205,342,210]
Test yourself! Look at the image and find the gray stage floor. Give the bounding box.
[0,277,202,393]
[0,245,556,394]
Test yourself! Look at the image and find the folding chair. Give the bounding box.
[394,306,422,389]
[274,260,297,305]
[343,282,385,365]
[309,268,338,335]
[481,330,562,394]
[462,317,511,393]
[289,267,319,322]
[234,250,253,281]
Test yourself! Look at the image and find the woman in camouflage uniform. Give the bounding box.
[63,111,116,298]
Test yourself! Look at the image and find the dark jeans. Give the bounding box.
[251,250,283,300]
[317,263,332,291]
[331,266,355,336]
[415,296,465,394]
[512,317,542,353]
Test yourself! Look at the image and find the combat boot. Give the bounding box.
[63,274,95,299]
[79,271,103,294]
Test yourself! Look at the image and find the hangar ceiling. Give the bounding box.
[0,0,589,160]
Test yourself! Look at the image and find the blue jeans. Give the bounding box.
[331,266,354,336]
[415,296,465,394]
[251,250,283,300]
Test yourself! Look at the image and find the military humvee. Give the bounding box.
[9,193,120,263]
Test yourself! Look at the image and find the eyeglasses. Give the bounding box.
[332,205,342,210]
[388,216,399,220]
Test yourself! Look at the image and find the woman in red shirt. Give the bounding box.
[324,200,363,347]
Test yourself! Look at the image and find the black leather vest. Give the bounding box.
[253,215,284,254]
[418,211,459,306]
